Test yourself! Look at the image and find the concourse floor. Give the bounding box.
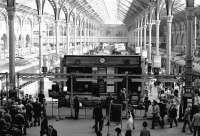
[26,119,193,136]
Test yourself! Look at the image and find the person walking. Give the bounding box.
[168,102,178,128]
[33,98,42,126]
[125,112,134,136]
[40,114,48,136]
[192,91,200,119]
[151,100,160,129]
[106,93,112,117]
[140,121,151,136]
[25,100,33,127]
[105,93,113,126]
[182,105,193,133]
[13,111,26,135]
[143,95,151,118]
[73,96,80,119]
[159,100,167,128]
[192,109,200,136]
[93,102,104,134]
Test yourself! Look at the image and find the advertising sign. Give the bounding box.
[183,86,193,98]
[142,50,147,58]
[153,55,161,68]
[135,47,141,54]
[107,67,115,92]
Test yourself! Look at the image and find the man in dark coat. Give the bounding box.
[93,103,104,134]
[151,100,161,129]
[73,96,80,119]
[105,93,113,125]
[48,125,57,136]
[159,100,167,128]
[168,103,178,128]
[40,114,48,136]
[182,105,193,133]
[25,101,33,127]
[13,111,26,135]
[33,98,42,126]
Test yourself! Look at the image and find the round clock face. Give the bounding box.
[99,58,105,63]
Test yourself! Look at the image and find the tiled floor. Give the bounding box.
[27,119,193,136]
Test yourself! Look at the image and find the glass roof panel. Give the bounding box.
[43,1,55,16]
[172,0,200,14]
[195,0,200,7]
[16,0,37,9]
[87,0,122,24]
[121,0,131,8]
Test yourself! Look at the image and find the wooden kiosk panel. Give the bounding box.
[61,55,142,94]
[63,55,141,67]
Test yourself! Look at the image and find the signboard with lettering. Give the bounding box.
[183,86,193,98]
[107,67,115,92]
[142,50,147,58]
[109,103,122,123]
[136,47,141,54]
[153,55,161,68]
[64,55,141,67]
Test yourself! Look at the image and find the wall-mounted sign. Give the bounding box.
[136,47,141,54]
[142,50,147,58]
[153,55,161,68]
[183,86,193,98]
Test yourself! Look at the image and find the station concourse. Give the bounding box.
[0,0,200,136]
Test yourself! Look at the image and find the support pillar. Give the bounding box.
[74,24,77,53]
[148,24,152,63]
[66,23,70,55]
[38,16,43,73]
[166,16,173,75]
[80,26,82,54]
[62,24,64,51]
[87,20,90,49]
[185,2,194,97]
[143,25,147,50]
[55,20,60,56]
[194,16,197,51]
[156,20,160,55]
[6,0,16,95]
[84,23,87,50]
[140,27,143,52]
[137,28,140,47]
[92,25,95,49]
[47,23,49,51]
[38,16,44,94]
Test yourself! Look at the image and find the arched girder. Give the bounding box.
[80,17,86,28]
[56,0,67,20]
[47,0,57,20]
[76,14,81,27]
[148,6,155,23]
[154,0,165,20]
[0,11,7,23]
[35,0,46,15]
[21,14,32,24]
[61,6,69,23]
[69,11,75,25]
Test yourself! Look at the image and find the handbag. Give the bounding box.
[79,102,82,108]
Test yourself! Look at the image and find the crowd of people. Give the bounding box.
[0,94,57,136]
[143,83,200,136]
[88,83,200,136]
[1,83,198,136]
